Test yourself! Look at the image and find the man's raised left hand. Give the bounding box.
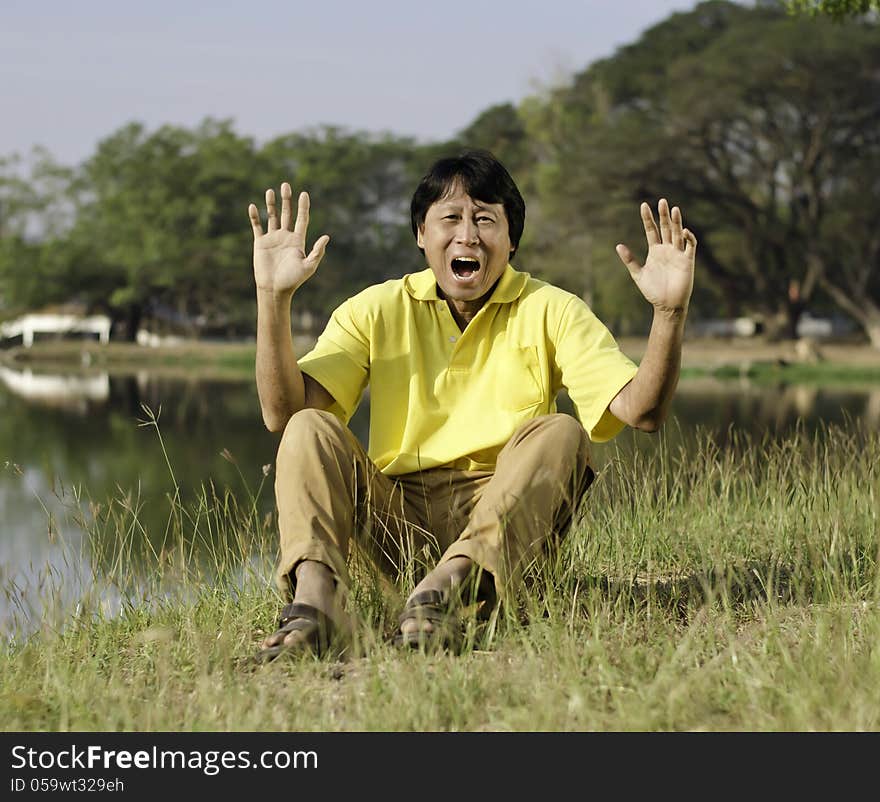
[615,198,697,316]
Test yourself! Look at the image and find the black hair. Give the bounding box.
[410,149,526,256]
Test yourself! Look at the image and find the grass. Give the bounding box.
[2,417,879,731]
[6,337,880,386]
[681,361,880,385]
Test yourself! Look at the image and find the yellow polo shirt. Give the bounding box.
[298,264,638,476]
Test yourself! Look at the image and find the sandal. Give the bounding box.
[254,601,342,664]
[394,589,462,651]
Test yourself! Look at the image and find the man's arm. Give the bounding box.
[250,183,335,432]
[255,289,335,432]
[608,198,697,432]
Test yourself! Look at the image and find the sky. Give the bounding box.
[2,0,709,167]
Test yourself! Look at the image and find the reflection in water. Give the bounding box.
[1,368,877,636]
[553,379,877,467]
[0,365,109,413]
[0,368,281,637]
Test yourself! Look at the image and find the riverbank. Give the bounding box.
[630,337,880,383]
[4,336,880,383]
[0,340,259,378]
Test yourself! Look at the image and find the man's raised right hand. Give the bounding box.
[248,183,330,296]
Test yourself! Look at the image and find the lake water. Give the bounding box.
[2,364,878,636]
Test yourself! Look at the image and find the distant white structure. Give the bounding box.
[0,311,111,347]
[796,313,833,339]
[135,329,185,348]
[692,317,758,338]
[692,314,843,339]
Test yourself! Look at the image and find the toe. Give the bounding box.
[262,618,312,649]
[399,617,433,638]
[282,628,311,647]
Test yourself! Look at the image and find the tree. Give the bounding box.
[786,0,880,19]
[527,1,880,341]
[815,147,880,345]
[71,119,259,339]
[3,124,428,338]
[0,149,84,317]
[449,103,532,178]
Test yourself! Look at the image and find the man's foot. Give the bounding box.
[257,560,347,662]
[397,556,496,648]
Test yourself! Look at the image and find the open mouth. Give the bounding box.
[451,257,481,281]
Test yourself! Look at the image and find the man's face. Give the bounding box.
[417,183,513,304]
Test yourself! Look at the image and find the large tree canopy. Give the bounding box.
[0,124,426,339]
[0,121,260,339]
[527,0,880,341]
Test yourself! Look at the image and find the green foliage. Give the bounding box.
[76,119,259,336]
[527,0,880,339]
[448,103,533,178]
[0,151,84,314]
[0,122,261,337]
[0,121,445,336]
[786,0,880,19]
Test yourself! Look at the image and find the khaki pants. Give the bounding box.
[273,410,594,600]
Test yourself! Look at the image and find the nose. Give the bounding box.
[455,217,479,244]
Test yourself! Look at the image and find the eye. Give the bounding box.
[477,216,494,224]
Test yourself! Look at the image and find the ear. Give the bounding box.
[417,224,425,249]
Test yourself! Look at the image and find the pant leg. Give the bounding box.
[273,408,434,597]
[395,468,492,578]
[437,413,594,598]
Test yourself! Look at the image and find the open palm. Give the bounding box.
[249,183,329,295]
[616,199,696,314]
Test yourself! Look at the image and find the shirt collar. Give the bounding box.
[403,264,528,304]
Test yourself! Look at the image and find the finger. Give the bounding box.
[247,203,264,238]
[684,228,698,259]
[293,191,310,243]
[658,198,672,245]
[305,234,330,270]
[640,202,660,247]
[280,182,293,230]
[265,188,279,232]
[615,243,641,281]
[671,205,684,250]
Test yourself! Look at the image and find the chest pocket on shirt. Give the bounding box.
[495,345,544,412]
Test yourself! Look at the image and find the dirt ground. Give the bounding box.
[618,336,880,370]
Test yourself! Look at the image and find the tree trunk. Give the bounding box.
[866,322,880,350]
[123,304,143,343]
[821,278,880,350]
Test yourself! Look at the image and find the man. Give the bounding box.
[250,150,696,661]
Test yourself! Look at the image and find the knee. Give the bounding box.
[537,413,589,450]
[504,413,590,469]
[532,414,591,473]
[532,415,593,494]
[279,408,346,449]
